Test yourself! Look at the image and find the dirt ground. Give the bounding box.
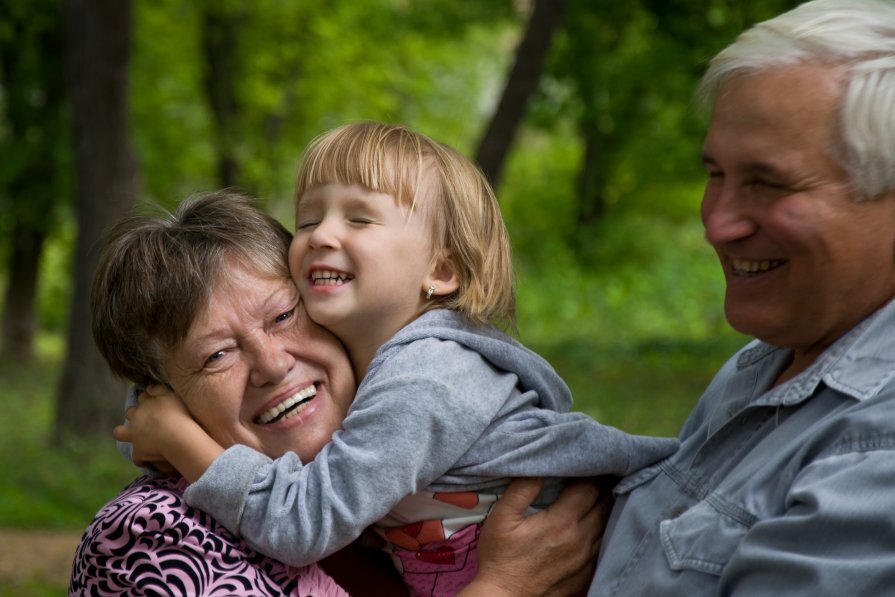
[0,528,82,588]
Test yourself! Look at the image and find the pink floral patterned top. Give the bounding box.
[69,475,347,596]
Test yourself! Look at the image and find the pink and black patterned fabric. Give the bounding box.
[69,475,347,596]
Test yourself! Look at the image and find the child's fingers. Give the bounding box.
[112,424,132,442]
[143,384,168,397]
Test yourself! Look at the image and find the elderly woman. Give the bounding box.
[72,191,602,595]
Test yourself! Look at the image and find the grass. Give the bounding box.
[0,350,135,532]
[0,341,136,595]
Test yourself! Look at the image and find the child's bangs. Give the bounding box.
[297,124,425,209]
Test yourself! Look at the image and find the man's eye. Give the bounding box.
[748,179,786,192]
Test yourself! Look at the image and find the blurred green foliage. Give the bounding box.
[0,0,790,562]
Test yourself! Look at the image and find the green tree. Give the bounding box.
[530,0,800,256]
[54,0,139,441]
[475,0,567,189]
[0,0,69,364]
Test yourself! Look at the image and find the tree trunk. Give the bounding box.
[0,0,67,365]
[1,225,44,363]
[54,0,138,442]
[474,0,566,190]
[202,5,242,188]
[577,127,607,228]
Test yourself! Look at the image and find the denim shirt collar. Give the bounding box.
[734,298,895,408]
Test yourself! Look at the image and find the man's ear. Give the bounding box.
[423,250,460,298]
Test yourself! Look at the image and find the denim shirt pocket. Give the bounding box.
[659,495,754,576]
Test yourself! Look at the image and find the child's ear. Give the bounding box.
[423,250,460,298]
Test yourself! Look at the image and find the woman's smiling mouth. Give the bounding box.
[256,385,317,424]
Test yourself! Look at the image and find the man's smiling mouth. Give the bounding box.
[732,259,786,275]
[256,385,317,424]
[310,270,354,286]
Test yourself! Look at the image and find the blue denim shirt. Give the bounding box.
[590,298,895,595]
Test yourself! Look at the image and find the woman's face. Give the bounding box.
[161,260,355,462]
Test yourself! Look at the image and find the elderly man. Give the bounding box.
[589,0,895,594]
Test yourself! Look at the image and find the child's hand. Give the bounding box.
[112,385,225,482]
[113,385,196,467]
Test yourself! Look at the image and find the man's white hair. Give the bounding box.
[698,0,895,199]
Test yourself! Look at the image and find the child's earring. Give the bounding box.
[425,285,436,300]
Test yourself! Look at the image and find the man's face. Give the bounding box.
[700,64,895,367]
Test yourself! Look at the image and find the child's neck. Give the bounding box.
[342,310,428,381]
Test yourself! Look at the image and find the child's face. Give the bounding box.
[290,182,437,361]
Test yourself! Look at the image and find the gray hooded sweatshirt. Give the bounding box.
[185,309,678,567]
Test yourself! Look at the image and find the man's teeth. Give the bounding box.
[311,270,353,286]
[732,259,785,274]
[256,385,317,424]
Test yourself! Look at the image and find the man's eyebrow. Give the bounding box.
[742,161,787,178]
[699,153,787,178]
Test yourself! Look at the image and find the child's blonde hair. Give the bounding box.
[295,121,515,327]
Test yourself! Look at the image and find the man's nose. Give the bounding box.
[701,187,756,246]
[249,337,295,387]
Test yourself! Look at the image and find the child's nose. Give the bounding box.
[308,218,340,250]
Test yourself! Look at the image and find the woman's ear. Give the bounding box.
[423,250,460,298]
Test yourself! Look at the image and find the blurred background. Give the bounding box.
[0,0,797,592]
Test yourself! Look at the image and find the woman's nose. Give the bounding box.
[249,337,295,387]
[701,187,755,246]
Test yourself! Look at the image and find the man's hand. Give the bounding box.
[462,477,611,596]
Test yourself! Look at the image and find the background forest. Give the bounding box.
[1,0,796,591]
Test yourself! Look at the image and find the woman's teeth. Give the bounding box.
[256,385,317,424]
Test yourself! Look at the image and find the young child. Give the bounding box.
[121,122,677,596]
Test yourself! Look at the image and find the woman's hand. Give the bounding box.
[113,385,223,481]
[461,477,611,596]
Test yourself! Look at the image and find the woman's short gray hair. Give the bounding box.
[697,0,895,200]
[91,190,292,385]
